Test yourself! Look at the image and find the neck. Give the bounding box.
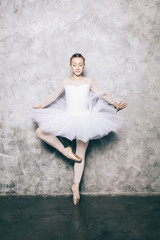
[72,74,83,81]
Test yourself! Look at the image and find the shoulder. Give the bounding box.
[85,77,92,83]
[62,78,68,85]
[84,77,95,88]
[86,77,95,85]
[63,78,68,82]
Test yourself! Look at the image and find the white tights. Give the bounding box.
[74,139,89,183]
[36,128,89,184]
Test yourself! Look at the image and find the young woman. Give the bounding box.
[31,53,127,205]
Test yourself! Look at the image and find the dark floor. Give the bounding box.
[0,195,160,240]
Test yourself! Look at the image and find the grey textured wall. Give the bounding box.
[0,0,160,195]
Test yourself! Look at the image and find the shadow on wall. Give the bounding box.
[33,120,119,163]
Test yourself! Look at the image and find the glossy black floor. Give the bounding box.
[0,194,160,240]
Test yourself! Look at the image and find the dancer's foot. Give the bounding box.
[62,147,82,163]
[70,182,80,205]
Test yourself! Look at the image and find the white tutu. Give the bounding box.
[30,83,124,142]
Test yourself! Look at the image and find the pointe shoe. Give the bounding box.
[63,147,82,163]
[70,182,80,205]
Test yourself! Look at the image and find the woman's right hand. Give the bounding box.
[32,105,43,109]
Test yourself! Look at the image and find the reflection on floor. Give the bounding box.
[0,195,160,240]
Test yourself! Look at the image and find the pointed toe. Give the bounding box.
[65,147,82,162]
[71,183,80,205]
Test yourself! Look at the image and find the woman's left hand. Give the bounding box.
[32,105,43,109]
[114,101,127,113]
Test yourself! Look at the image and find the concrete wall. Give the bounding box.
[0,0,160,194]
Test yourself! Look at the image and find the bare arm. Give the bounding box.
[33,80,65,109]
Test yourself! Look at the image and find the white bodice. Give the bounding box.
[64,84,90,114]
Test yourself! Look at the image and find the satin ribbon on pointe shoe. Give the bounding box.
[70,182,80,205]
[63,146,82,163]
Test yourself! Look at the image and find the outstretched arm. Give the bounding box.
[90,78,116,104]
[33,80,65,109]
[90,78,127,112]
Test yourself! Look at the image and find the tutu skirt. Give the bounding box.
[30,88,124,142]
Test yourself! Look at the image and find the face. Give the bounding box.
[70,57,85,76]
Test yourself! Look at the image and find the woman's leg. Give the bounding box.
[36,127,65,153]
[73,139,89,184]
[71,139,89,204]
[36,128,82,162]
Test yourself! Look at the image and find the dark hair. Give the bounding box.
[70,53,85,65]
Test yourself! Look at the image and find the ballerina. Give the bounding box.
[31,53,127,205]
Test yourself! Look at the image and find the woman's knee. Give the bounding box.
[76,140,89,154]
[36,127,44,137]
